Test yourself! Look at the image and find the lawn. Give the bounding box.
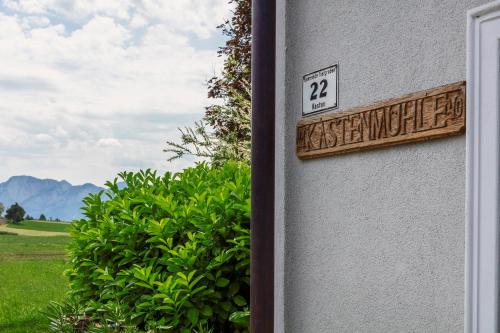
[0,234,70,333]
[6,220,72,233]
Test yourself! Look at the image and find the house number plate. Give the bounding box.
[302,64,338,116]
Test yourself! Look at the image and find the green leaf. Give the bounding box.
[216,277,230,288]
[229,310,250,326]
[187,308,199,325]
[200,305,213,317]
[220,301,232,312]
[228,282,240,296]
[233,295,247,306]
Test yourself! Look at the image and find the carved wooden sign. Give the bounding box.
[296,82,465,159]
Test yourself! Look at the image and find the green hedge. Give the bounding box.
[66,162,250,332]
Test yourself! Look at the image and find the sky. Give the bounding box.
[0,0,230,186]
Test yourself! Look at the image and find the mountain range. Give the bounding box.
[0,176,104,221]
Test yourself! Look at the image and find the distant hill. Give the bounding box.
[0,176,104,221]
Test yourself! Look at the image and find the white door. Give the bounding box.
[466,1,500,332]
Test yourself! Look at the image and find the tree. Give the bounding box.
[5,203,25,224]
[165,0,252,165]
[39,214,47,221]
[0,202,4,217]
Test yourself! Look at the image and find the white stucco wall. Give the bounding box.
[275,1,493,332]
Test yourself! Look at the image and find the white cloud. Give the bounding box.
[2,0,49,14]
[2,0,230,38]
[35,133,56,144]
[129,14,147,29]
[97,138,122,148]
[137,0,229,39]
[20,15,50,29]
[0,1,229,185]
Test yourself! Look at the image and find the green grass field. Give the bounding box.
[6,220,72,233]
[0,234,70,333]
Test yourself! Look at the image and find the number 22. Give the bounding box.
[310,79,328,100]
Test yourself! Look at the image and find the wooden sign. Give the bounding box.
[296,81,465,159]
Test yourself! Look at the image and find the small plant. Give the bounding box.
[43,297,90,333]
[62,162,250,332]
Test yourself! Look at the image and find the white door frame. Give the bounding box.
[466,1,500,332]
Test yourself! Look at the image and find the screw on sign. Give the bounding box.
[302,65,338,116]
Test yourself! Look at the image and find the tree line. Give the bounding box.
[0,202,57,223]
